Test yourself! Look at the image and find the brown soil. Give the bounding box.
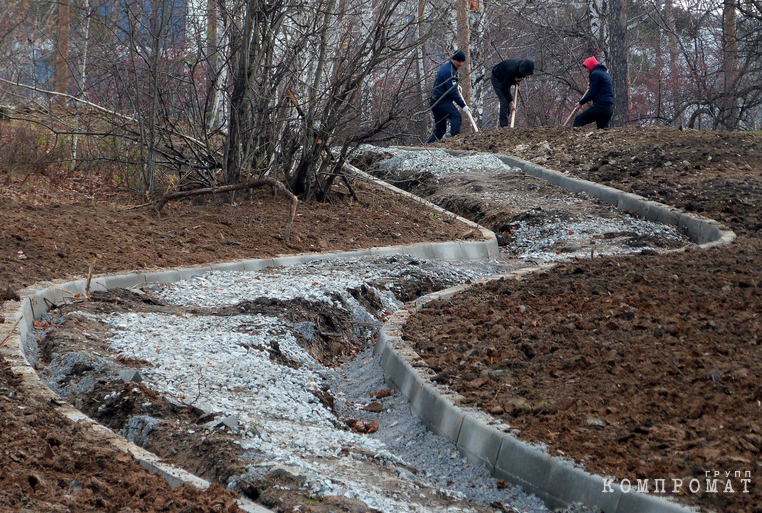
[0,355,241,512]
[402,126,762,513]
[1,125,761,512]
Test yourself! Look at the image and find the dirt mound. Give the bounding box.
[402,126,762,513]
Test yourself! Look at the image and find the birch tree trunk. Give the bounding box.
[456,0,471,127]
[588,0,606,50]
[72,0,91,166]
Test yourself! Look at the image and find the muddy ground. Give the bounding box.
[1,125,761,512]
[402,126,762,513]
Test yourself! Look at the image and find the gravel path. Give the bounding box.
[29,147,696,512]
[94,258,556,512]
[358,146,690,261]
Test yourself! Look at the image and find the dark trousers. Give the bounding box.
[427,99,462,143]
[573,102,614,129]
[491,75,511,128]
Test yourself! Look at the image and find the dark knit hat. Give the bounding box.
[452,50,467,62]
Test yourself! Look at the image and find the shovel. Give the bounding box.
[563,104,580,126]
[458,86,479,132]
[510,82,519,128]
[564,88,589,126]
[464,107,479,132]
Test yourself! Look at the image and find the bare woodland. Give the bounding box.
[0,0,761,198]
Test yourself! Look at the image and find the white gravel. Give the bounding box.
[356,146,690,262]
[373,147,512,177]
[31,145,694,512]
[79,257,564,512]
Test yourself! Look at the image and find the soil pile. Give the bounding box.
[403,126,762,513]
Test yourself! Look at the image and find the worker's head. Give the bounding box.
[516,59,535,83]
[452,50,467,69]
[583,56,599,72]
[518,59,535,77]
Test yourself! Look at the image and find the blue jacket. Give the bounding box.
[580,64,614,106]
[431,60,466,108]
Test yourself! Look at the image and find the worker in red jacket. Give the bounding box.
[573,56,615,129]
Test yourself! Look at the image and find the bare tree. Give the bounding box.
[456,0,471,111]
[719,0,740,129]
[54,0,70,101]
[609,0,630,126]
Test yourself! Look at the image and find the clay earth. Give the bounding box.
[0,125,760,513]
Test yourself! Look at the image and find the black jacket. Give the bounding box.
[491,59,535,102]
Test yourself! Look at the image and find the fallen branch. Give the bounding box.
[0,317,23,349]
[154,178,298,242]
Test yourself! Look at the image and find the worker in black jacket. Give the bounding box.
[427,50,469,143]
[573,56,614,129]
[490,58,534,127]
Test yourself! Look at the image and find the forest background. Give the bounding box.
[0,0,761,201]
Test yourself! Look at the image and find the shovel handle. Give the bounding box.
[465,109,479,132]
[510,82,519,128]
[458,84,479,132]
[564,88,589,126]
[564,104,580,126]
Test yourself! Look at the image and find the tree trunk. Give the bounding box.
[609,0,629,127]
[145,0,166,195]
[588,0,606,51]
[664,0,683,127]
[54,0,70,104]
[415,0,428,138]
[225,2,255,186]
[206,0,224,128]
[720,0,739,130]
[456,0,471,129]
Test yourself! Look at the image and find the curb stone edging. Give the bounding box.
[1,147,732,512]
[389,146,736,249]
[372,147,731,511]
[374,279,699,513]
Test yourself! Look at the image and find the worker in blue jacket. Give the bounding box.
[427,50,470,143]
[573,56,615,129]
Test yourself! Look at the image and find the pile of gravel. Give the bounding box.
[368,147,512,178]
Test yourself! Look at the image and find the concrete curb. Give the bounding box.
[0,289,273,513]
[371,148,728,511]
[0,231,499,510]
[1,147,730,512]
[495,153,735,249]
[374,278,698,513]
[343,160,500,260]
[391,146,736,249]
